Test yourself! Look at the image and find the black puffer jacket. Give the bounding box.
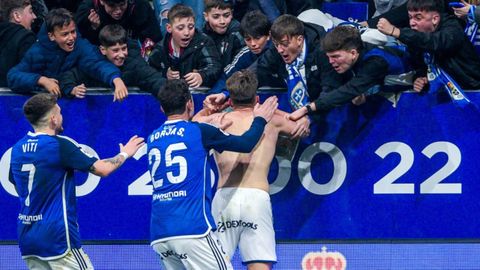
[75,0,161,45]
[203,19,245,68]
[0,22,36,87]
[398,14,480,90]
[148,30,222,87]
[314,43,411,111]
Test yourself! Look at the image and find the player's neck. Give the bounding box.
[167,111,190,121]
[34,127,56,136]
[232,105,254,112]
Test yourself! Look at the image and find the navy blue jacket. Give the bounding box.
[7,25,121,93]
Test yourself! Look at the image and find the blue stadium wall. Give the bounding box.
[1,88,480,269]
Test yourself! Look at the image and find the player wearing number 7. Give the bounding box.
[9,93,144,270]
[148,79,277,269]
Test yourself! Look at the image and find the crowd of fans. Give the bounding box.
[2,0,480,119]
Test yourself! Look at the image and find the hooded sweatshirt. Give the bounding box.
[0,22,36,87]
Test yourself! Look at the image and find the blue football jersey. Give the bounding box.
[148,118,266,244]
[10,132,98,259]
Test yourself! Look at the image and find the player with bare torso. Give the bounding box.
[195,69,308,270]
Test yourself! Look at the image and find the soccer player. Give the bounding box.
[148,79,277,269]
[196,70,307,270]
[9,93,144,269]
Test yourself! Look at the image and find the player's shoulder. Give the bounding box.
[13,132,58,148]
[196,121,230,136]
[56,134,81,147]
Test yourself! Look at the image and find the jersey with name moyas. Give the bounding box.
[10,132,98,260]
[148,118,266,245]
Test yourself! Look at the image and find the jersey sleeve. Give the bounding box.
[197,117,267,153]
[57,136,98,172]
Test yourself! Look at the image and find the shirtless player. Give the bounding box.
[194,69,308,270]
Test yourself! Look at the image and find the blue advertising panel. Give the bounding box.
[3,242,480,270]
[1,91,480,241]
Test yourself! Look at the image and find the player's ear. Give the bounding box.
[255,95,259,104]
[49,114,57,128]
[186,99,194,115]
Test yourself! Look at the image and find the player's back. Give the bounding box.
[216,110,280,192]
[148,120,217,243]
[10,132,85,258]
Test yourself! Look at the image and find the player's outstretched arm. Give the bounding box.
[273,110,310,139]
[89,135,145,177]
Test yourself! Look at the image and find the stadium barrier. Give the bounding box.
[1,87,480,269]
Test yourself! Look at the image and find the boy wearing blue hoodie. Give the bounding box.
[8,8,128,101]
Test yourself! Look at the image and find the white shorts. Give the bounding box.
[25,248,94,270]
[212,187,277,264]
[152,231,233,270]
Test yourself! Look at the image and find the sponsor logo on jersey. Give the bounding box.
[153,190,187,201]
[301,246,346,270]
[216,219,258,233]
[18,213,43,225]
[161,250,187,260]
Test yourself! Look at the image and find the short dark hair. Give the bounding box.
[99,24,127,47]
[23,93,57,127]
[0,0,31,22]
[407,0,444,13]
[45,8,74,33]
[168,4,195,23]
[227,69,258,105]
[270,14,304,42]
[102,0,127,6]
[204,0,233,13]
[240,10,270,38]
[158,79,191,116]
[322,26,363,52]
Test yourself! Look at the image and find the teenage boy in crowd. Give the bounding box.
[75,0,161,45]
[377,0,480,93]
[148,4,222,88]
[8,8,129,101]
[289,26,412,120]
[254,14,336,132]
[0,0,36,87]
[203,0,244,68]
[60,24,165,98]
[206,10,274,104]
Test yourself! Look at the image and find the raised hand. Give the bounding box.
[119,135,145,158]
[88,9,101,30]
[253,96,278,122]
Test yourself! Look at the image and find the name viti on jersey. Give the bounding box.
[150,125,185,142]
[22,139,38,153]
